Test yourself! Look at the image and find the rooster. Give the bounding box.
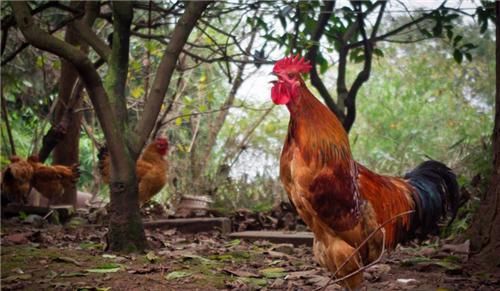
[27,155,80,205]
[98,137,169,206]
[271,55,459,289]
[1,156,34,205]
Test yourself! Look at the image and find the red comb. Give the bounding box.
[273,55,312,74]
[156,137,168,143]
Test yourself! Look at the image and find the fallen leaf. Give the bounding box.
[441,240,470,254]
[222,268,261,278]
[285,269,318,280]
[3,232,32,244]
[397,278,418,284]
[224,239,241,247]
[60,272,87,277]
[86,263,123,273]
[2,274,32,282]
[240,277,268,287]
[269,243,295,255]
[266,250,294,259]
[259,267,286,278]
[146,251,159,263]
[55,256,83,266]
[182,254,213,264]
[164,271,191,280]
[365,263,391,280]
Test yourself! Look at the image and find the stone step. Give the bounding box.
[143,217,231,234]
[229,231,314,246]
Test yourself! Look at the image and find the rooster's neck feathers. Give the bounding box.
[287,80,351,166]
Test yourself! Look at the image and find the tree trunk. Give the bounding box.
[107,174,147,252]
[469,1,500,270]
[52,17,84,206]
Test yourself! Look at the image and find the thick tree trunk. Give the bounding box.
[469,1,500,269]
[107,175,147,252]
[104,1,148,253]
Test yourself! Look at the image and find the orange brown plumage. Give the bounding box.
[27,155,80,204]
[98,137,169,206]
[272,55,460,289]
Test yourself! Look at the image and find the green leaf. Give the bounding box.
[453,35,463,47]
[131,86,144,99]
[373,48,384,58]
[259,267,286,278]
[453,49,462,64]
[446,28,453,40]
[432,21,443,37]
[164,271,191,280]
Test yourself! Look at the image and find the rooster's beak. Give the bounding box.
[269,72,278,84]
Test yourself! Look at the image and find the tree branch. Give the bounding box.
[11,1,127,175]
[343,1,383,132]
[133,0,212,155]
[305,1,343,118]
[107,1,133,150]
[1,13,81,66]
[73,2,111,61]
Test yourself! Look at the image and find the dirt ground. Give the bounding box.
[1,218,499,291]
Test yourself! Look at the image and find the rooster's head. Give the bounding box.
[271,55,311,105]
[155,137,169,156]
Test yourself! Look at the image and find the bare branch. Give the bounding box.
[11,1,127,174]
[342,1,381,131]
[1,14,82,66]
[305,1,344,118]
[73,2,111,61]
[107,1,133,147]
[133,0,212,154]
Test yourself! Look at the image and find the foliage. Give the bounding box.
[349,32,493,178]
[0,1,495,223]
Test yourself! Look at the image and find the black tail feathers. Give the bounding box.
[97,146,109,173]
[97,146,108,161]
[404,160,460,237]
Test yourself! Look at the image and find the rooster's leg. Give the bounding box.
[313,236,364,289]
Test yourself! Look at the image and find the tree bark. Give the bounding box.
[11,2,145,252]
[469,1,500,270]
[105,1,147,252]
[52,2,89,206]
